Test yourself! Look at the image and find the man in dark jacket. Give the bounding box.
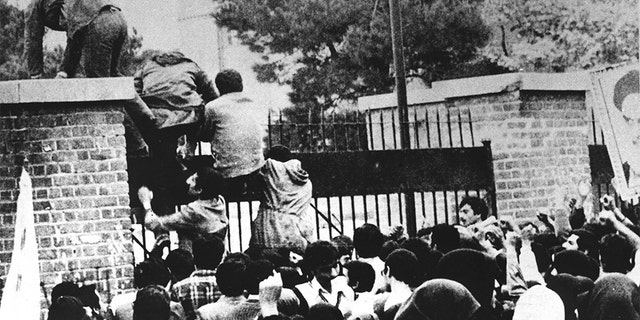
[24,0,66,79]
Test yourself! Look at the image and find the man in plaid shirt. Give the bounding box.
[172,238,225,320]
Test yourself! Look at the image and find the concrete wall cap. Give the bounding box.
[358,71,591,110]
[0,77,135,104]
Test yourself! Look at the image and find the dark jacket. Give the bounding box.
[134,52,218,129]
[66,0,121,39]
[24,0,66,76]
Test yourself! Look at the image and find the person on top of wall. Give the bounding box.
[24,0,66,79]
[134,51,218,215]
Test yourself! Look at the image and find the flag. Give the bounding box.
[590,63,640,202]
[0,167,41,320]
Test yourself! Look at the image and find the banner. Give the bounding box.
[0,168,41,320]
[590,63,640,201]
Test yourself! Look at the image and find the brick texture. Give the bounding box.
[368,89,592,224]
[0,101,133,315]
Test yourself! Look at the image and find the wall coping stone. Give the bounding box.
[358,71,591,110]
[0,77,135,104]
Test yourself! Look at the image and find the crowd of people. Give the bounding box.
[21,1,640,319]
[42,191,640,320]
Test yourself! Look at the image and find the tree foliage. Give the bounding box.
[215,0,496,108]
[481,0,639,72]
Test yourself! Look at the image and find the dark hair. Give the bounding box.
[600,233,633,273]
[303,241,338,272]
[224,252,253,266]
[379,240,400,261]
[245,259,275,294]
[353,224,384,259]
[193,238,225,270]
[51,282,80,302]
[165,249,195,283]
[343,260,375,292]
[552,249,600,281]
[385,249,421,288]
[431,224,461,254]
[215,69,243,94]
[416,227,433,239]
[331,235,354,258]
[216,261,247,297]
[266,145,293,162]
[134,258,171,288]
[48,296,85,320]
[133,285,171,320]
[195,167,225,199]
[459,196,489,220]
[78,284,100,310]
[401,238,441,282]
[306,303,344,320]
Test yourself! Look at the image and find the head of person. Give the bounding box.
[343,260,375,293]
[331,235,354,267]
[384,249,421,289]
[165,249,195,283]
[266,145,293,162]
[51,281,80,303]
[578,274,640,320]
[435,249,496,308]
[378,240,400,261]
[48,296,86,320]
[353,223,384,259]
[513,285,563,320]
[133,258,171,289]
[186,167,225,200]
[215,69,243,95]
[245,259,275,295]
[430,224,461,254]
[133,285,171,320]
[216,261,247,297]
[193,238,226,270]
[303,241,340,282]
[394,279,481,320]
[401,237,442,282]
[224,252,253,266]
[458,196,489,226]
[563,223,606,262]
[416,227,433,246]
[77,284,101,311]
[306,303,344,320]
[551,249,600,281]
[600,233,634,273]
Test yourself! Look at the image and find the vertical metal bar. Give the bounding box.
[268,110,273,148]
[279,110,284,147]
[483,140,498,217]
[447,108,453,147]
[432,192,438,225]
[248,200,254,226]
[414,109,420,149]
[436,109,443,147]
[598,184,603,211]
[225,200,231,251]
[374,194,381,227]
[315,198,320,239]
[350,195,357,233]
[397,192,404,224]
[327,197,333,239]
[237,202,243,252]
[457,107,464,147]
[468,107,475,146]
[345,115,351,151]
[591,108,598,144]
[443,191,449,224]
[391,109,398,149]
[380,112,386,150]
[454,190,460,223]
[387,193,393,227]
[367,109,374,150]
[420,192,426,220]
[425,108,432,148]
[338,196,345,234]
[363,195,369,223]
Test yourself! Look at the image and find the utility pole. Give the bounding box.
[389,0,417,237]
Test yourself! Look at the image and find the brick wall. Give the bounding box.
[0,79,135,317]
[360,72,593,224]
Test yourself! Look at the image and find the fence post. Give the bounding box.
[482,140,498,217]
[389,0,416,237]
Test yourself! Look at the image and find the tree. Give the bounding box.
[481,0,639,72]
[215,0,500,151]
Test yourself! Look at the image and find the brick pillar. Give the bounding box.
[0,79,135,315]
